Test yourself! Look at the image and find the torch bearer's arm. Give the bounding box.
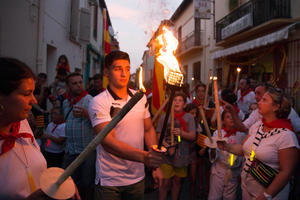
[144,117,159,150]
[93,122,164,168]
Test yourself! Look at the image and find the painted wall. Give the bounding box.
[0,0,39,71]
[44,0,84,83]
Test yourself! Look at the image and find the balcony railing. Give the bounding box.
[216,0,291,42]
[177,31,204,54]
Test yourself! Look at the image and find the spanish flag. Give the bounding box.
[102,8,110,88]
[151,33,166,121]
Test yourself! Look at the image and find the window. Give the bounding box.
[193,62,201,82]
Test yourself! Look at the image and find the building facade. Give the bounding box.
[212,0,300,111]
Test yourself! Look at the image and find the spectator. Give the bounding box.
[218,87,299,199]
[42,106,66,168]
[62,72,95,200]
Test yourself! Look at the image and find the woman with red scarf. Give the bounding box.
[218,87,299,200]
[0,58,49,199]
[208,110,246,200]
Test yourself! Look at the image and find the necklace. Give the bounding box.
[12,139,37,192]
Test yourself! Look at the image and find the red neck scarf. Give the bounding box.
[262,118,294,132]
[46,121,65,147]
[193,98,206,107]
[239,88,252,103]
[223,126,238,137]
[65,90,88,106]
[174,111,187,132]
[0,122,33,155]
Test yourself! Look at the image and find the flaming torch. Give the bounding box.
[155,26,184,150]
[234,67,241,94]
[39,67,146,199]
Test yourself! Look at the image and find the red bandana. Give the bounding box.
[56,63,70,72]
[223,126,238,137]
[262,118,294,132]
[174,111,187,132]
[46,121,65,147]
[239,88,252,103]
[192,98,207,107]
[0,122,33,155]
[65,90,88,106]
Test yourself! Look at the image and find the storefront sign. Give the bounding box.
[194,0,211,19]
[221,13,253,40]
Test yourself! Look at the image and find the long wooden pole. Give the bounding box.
[43,91,145,198]
[152,97,170,123]
[204,69,212,108]
[199,106,212,143]
[171,101,175,145]
[213,77,222,139]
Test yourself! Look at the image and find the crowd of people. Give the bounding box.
[0,50,300,200]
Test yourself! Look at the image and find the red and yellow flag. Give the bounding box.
[102,8,110,88]
[151,60,165,118]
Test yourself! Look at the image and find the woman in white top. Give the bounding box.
[0,58,48,199]
[218,87,299,200]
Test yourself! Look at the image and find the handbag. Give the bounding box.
[248,157,278,188]
[244,124,283,188]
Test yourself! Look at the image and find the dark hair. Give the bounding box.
[221,110,231,120]
[57,54,69,66]
[66,72,82,85]
[104,50,130,69]
[221,88,237,104]
[255,82,274,92]
[93,73,102,81]
[185,103,199,118]
[174,92,187,103]
[0,57,35,95]
[38,73,47,79]
[195,83,206,92]
[267,87,291,119]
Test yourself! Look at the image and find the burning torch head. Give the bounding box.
[166,70,184,89]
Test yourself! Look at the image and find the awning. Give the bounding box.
[212,23,299,59]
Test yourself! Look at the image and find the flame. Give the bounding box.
[213,76,218,81]
[237,67,241,72]
[138,66,146,92]
[156,26,181,80]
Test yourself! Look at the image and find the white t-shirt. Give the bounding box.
[209,129,246,177]
[89,88,150,186]
[242,121,299,199]
[243,121,299,171]
[0,119,47,199]
[237,89,256,115]
[244,108,300,133]
[44,122,66,153]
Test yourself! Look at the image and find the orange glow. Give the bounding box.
[156,26,182,80]
[138,66,146,92]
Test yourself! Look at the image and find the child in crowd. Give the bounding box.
[249,102,258,114]
[56,54,70,73]
[185,103,208,200]
[208,110,246,200]
[156,93,196,200]
[42,107,66,168]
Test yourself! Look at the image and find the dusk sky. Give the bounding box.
[106,0,182,73]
